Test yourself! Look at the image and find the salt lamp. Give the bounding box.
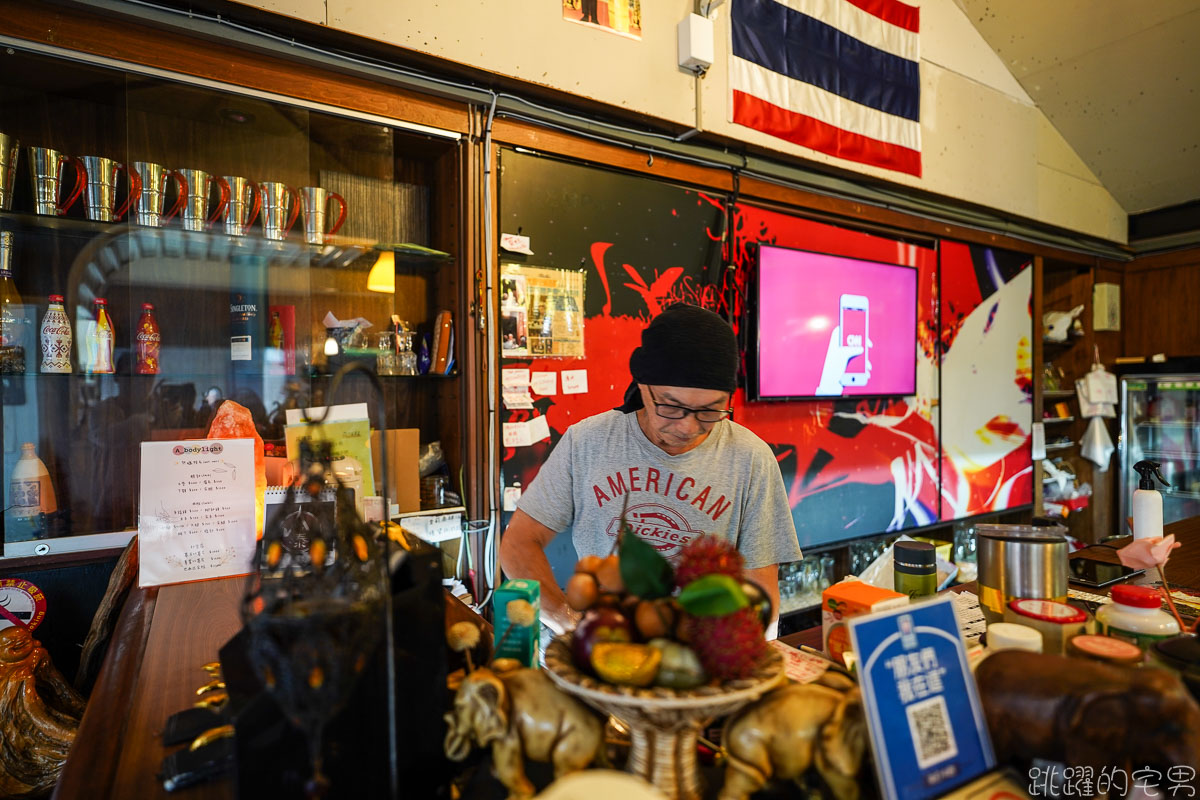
[207,400,267,538]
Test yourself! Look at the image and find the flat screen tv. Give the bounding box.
[750,244,918,401]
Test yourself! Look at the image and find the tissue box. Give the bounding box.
[822,580,908,666]
[493,579,540,666]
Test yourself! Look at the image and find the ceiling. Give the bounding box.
[956,0,1200,216]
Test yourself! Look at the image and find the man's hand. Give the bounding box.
[816,325,864,396]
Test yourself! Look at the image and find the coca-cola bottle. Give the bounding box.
[40,294,72,373]
[89,297,114,374]
[135,302,161,374]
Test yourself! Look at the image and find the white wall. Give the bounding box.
[230,0,1127,243]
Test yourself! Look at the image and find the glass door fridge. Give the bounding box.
[1118,359,1200,531]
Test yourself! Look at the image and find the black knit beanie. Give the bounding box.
[615,304,738,412]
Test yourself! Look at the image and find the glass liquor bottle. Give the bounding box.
[0,231,28,374]
[89,297,115,374]
[40,294,72,373]
[135,302,161,374]
[10,442,56,519]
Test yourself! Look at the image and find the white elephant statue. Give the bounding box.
[444,666,605,800]
[719,677,868,800]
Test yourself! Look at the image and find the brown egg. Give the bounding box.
[576,555,604,575]
[635,599,675,640]
[595,555,625,593]
[565,572,599,611]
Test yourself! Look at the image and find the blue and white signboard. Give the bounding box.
[848,595,995,800]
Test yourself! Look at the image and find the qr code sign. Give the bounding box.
[906,695,958,769]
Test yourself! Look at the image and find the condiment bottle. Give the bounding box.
[893,540,937,599]
[135,302,160,374]
[39,294,72,373]
[89,297,114,374]
[0,232,28,374]
[1003,599,1088,656]
[10,442,56,518]
[1095,584,1179,650]
[1067,633,1144,666]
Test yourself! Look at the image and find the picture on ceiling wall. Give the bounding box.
[563,0,642,40]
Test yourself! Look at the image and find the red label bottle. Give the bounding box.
[135,302,161,374]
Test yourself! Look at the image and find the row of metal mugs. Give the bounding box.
[0,133,346,244]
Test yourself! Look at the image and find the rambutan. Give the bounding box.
[674,535,743,589]
[679,607,766,681]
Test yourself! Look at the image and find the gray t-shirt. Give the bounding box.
[517,410,802,569]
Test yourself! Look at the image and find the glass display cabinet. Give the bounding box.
[0,45,466,558]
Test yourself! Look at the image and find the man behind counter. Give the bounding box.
[499,304,802,635]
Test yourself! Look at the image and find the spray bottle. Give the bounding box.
[1132,460,1169,540]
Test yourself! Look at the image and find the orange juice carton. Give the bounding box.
[822,580,908,666]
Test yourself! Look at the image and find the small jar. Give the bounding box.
[1067,633,1144,666]
[1004,599,1088,656]
[985,622,1042,654]
[1096,584,1180,650]
[893,540,937,599]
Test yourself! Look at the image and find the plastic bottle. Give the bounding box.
[89,298,114,374]
[1096,584,1180,650]
[0,232,28,374]
[40,294,72,373]
[135,302,160,374]
[1131,459,1169,540]
[10,442,56,518]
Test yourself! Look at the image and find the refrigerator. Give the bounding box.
[1117,358,1200,531]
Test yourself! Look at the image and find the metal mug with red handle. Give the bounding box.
[259,182,300,241]
[28,146,84,217]
[222,176,261,237]
[298,186,347,245]
[80,156,143,223]
[132,161,188,227]
[176,168,230,232]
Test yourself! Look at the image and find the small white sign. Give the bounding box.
[561,369,589,395]
[285,403,369,426]
[138,439,257,588]
[1031,422,1046,461]
[530,371,558,396]
[500,232,535,255]
[527,414,551,442]
[502,390,534,410]
[502,368,531,389]
[503,485,522,512]
[503,422,533,448]
[230,335,252,361]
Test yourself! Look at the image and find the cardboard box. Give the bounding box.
[822,580,908,666]
[370,428,420,513]
[493,579,540,666]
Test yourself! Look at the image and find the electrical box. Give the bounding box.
[677,13,714,72]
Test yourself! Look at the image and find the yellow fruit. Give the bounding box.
[595,555,625,593]
[591,642,662,687]
[576,554,604,575]
[566,572,599,611]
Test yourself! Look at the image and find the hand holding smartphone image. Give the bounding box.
[752,245,918,401]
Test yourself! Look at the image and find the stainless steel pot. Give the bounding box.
[977,524,1069,622]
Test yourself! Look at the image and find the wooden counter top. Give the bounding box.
[54,578,244,800]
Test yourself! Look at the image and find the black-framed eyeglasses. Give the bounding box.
[646,387,733,423]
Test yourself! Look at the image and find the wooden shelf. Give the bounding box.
[1042,416,1076,424]
[1043,389,1075,398]
[1045,441,1075,452]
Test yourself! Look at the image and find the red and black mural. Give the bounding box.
[498,150,1031,563]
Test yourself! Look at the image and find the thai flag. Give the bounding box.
[729,0,922,176]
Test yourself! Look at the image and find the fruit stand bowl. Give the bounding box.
[543,634,784,800]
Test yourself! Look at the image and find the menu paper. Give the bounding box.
[138,439,257,588]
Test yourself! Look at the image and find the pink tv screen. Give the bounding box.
[753,245,918,400]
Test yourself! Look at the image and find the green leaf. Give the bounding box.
[677,575,749,617]
[618,530,674,599]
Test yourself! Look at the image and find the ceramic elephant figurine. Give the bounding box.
[719,675,868,800]
[976,650,1200,772]
[443,666,605,800]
